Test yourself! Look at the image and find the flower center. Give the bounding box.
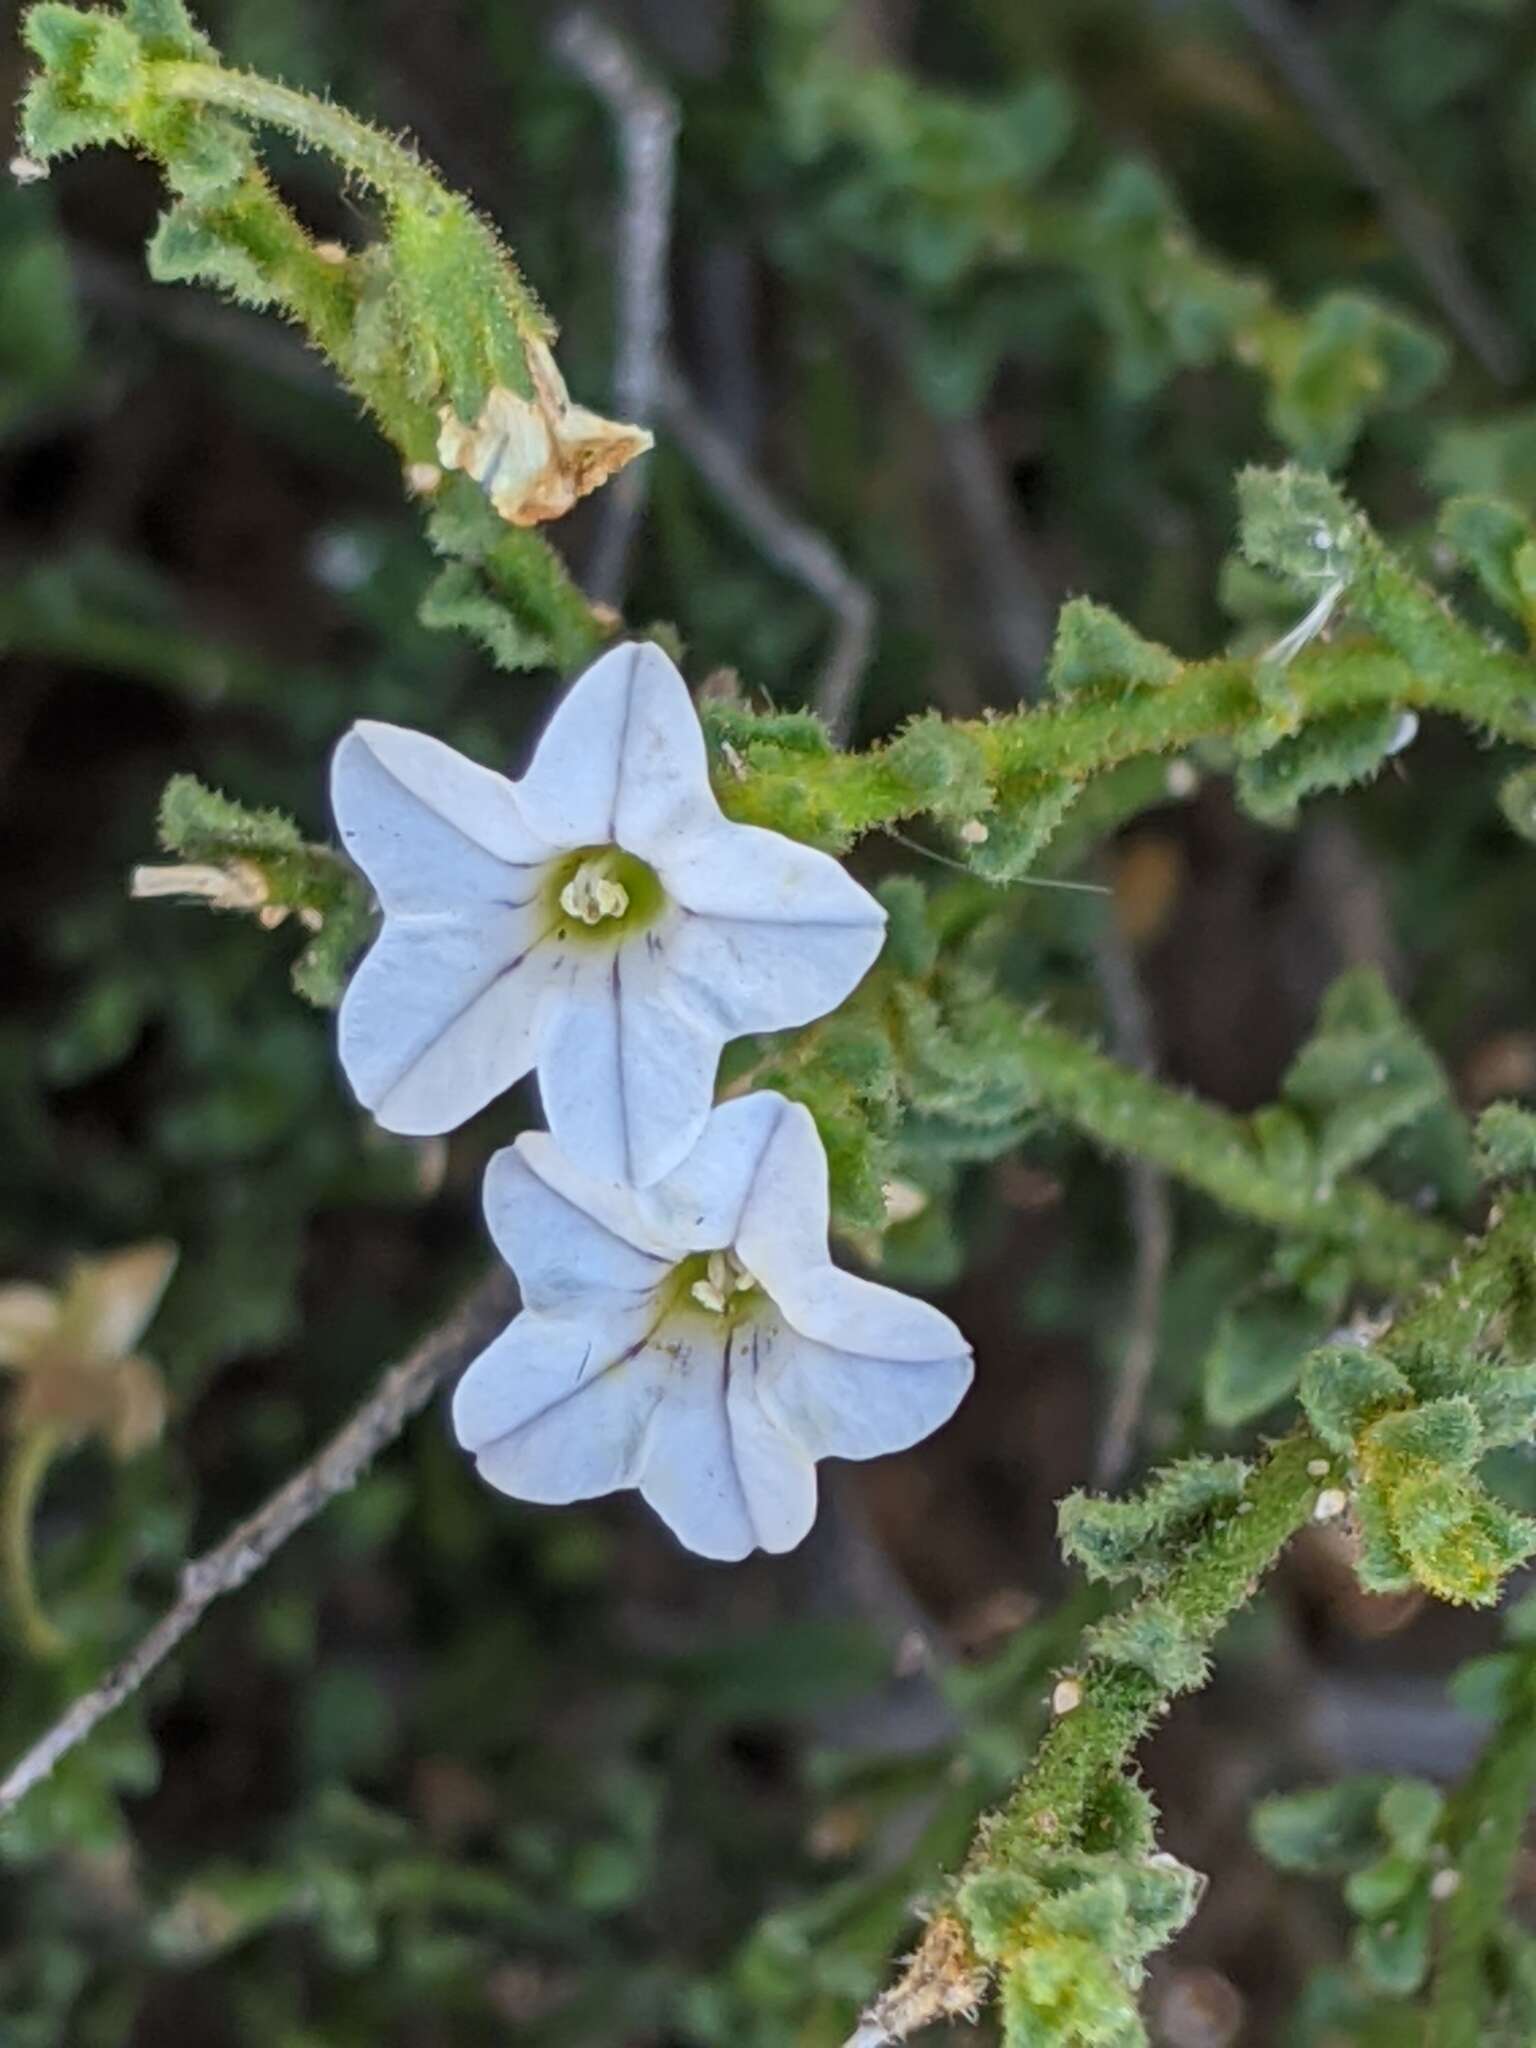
[560,857,630,925]
[687,1248,758,1316]
[546,845,665,944]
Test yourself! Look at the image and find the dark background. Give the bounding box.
[5,1,1536,2042]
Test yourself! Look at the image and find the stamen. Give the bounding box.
[688,1248,758,1315]
[559,859,630,925]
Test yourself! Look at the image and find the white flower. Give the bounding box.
[331,642,886,1186]
[451,1092,973,1561]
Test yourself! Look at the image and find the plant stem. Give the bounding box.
[153,60,444,209]
[1011,1015,1460,1293]
[1429,1650,1536,2048]
[717,641,1536,849]
[2,1427,67,1662]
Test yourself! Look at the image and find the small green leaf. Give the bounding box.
[1388,1470,1536,1606]
[1084,1599,1209,1692]
[417,562,556,673]
[964,782,1081,882]
[1440,495,1536,623]
[1252,1778,1390,1875]
[1203,1289,1333,1429]
[1476,1101,1536,1178]
[1352,1887,1430,1997]
[1235,707,1413,829]
[1059,1457,1250,1586]
[1345,1849,1422,1919]
[158,776,303,861]
[1046,598,1179,697]
[1366,1396,1484,1472]
[1376,1779,1443,1862]
[1238,466,1367,591]
[1299,1345,1412,1455]
[148,201,276,310]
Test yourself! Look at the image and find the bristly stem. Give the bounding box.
[1428,1647,1536,2047]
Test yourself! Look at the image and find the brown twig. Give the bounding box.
[1229,0,1522,386]
[1091,909,1175,1489]
[656,361,876,741]
[0,1268,517,1821]
[552,9,678,604]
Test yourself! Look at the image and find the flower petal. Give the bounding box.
[453,1304,664,1504]
[731,1097,972,1362]
[637,1091,795,1251]
[338,908,556,1134]
[68,1243,178,1359]
[536,942,723,1187]
[515,641,713,852]
[755,1315,973,1462]
[0,1285,58,1368]
[638,1319,817,1560]
[659,900,886,1040]
[651,806,888,999]
[332,721,551,911]
[482,1139,673,1311]
[730,1096,834,1285]
[773,1262,972,1366]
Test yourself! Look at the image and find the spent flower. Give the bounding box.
[0,1242,175,1459]
[452,1091,973,1560]
[332,642,887,1185]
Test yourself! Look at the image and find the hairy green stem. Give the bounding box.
[150,57,549,329]
[864,1207,1536,2039]
[1429,1651,1536,2048]
[717,640,1536,851]
[984,1431,1325,1864]
[1011,1015,1460,1292]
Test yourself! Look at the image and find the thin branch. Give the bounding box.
[657,361,876,741]
[1091,911,1175,1488]
[1228,0,1522,386]
[552,9,678,604]
[0,1268,517,1820]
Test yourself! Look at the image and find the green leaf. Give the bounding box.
[965,781,1082,882]
[1299,1345,1413,1455]
[1498,765,1536,846]
[1046,598,1179,697]
[1387,1470,1536,1606]
[1376,1779,1444,1862]
[1352,1887,1431,1997]
[1366,1396,1484,1472]
[1238,466,1367,590]
[1058,1456,1250,1586]
[1084,1599,1209,1693]
[1345,1849,1423,1919]
[157,776,303,861]
[20,4,99,67]
[148,201,277,310]
[1475,1102,1536,1178]
[122,0,213,56]
[1203,1289,1334,1429]
[1440,495,1536,624]
[1268,293,1446,469]
[1280,970,1447,1179]
[1252,1778,1390,1875]
[1235,707,1415,829]
[417,562,556,673]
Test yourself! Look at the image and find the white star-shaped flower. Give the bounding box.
[331,643,886,1186]
[451,1092,973,1561]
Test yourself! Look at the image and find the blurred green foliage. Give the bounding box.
[9,1,1536,2044]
